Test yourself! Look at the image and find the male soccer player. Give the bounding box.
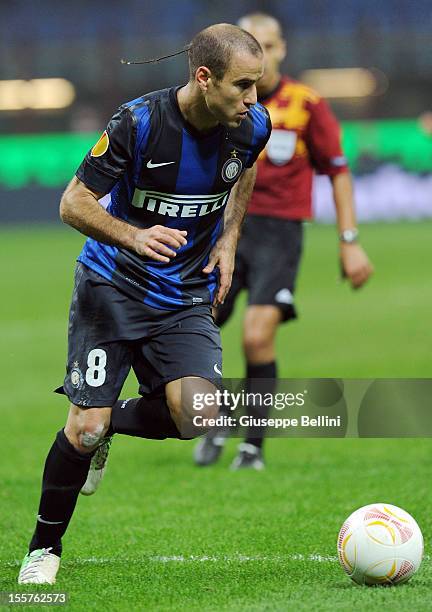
[194,13,373,470]
[18,23,271,584]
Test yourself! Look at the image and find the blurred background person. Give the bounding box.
[194,12,373,470]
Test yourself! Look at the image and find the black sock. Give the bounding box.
[29,429,95,557]
[244,361,277,450]
[110,396,182,440]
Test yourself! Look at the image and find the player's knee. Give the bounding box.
[168,394,219,425]
[243,331,274,361]
[175,403,219,439]
[65,413,110,453]
[78,423,107,451]
[186,393,220,438]
[166,379,219,437]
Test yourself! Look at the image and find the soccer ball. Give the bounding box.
[337,503,423,585]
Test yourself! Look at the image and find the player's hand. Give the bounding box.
[134,225,187,262]
[202,237,236,306]
[340,243,374,289]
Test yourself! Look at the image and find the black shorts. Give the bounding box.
[218,215,303,325]
[58,263,222,407]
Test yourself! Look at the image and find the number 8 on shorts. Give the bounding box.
[85,348,107,387]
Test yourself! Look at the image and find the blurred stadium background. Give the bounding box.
[1,2,432,608]
[1,0,432,223]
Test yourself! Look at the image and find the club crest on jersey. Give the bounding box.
[91,130,109,157]
[70,362,84,389]
[222,150,242,182]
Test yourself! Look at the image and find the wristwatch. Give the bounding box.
[339,228,359,244]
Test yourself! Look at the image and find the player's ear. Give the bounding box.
[196,66,212,92]
[277,38,287,63]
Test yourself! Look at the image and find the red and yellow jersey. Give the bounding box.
[249,76,348,220]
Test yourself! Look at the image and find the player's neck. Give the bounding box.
[177,83,219,133]
[256,72,282,99]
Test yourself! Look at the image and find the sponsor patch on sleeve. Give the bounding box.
[91,130,109,157]
[330,155,347,167]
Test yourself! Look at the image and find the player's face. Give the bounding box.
[205,51,264,128]
[241,23,286,95]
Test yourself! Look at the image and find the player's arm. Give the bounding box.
[60,178,186,262]
[330,171,373,288]
[222,162,257,242]
[60,107,187,262]
[306,98,373,289]
[203,164,257,305]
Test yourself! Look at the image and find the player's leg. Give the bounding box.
[18,404,111,584]
[108,378,219,439]
[19,263,133,582]
[75,340,134,496]
[109,391,184,440]
[82,307,223,495]
[243,305,281,364]
[232,217,303,470]
[193,234,249,465]
[165,376,220,436]
[230,305,281,470]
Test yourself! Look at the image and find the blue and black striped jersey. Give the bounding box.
[76,86,271,310]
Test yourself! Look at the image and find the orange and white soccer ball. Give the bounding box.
[337,503,423,585]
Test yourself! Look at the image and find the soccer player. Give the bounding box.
[194,13,374,470]
[18,23,271,584]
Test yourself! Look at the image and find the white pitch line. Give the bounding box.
[0,554,342,567]
[63,553,340,564]
[4,553,430,567]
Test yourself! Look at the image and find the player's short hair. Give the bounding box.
[188,23,262,81]
[237,12,283,38]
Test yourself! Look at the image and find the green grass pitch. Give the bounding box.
[1,222,431,611]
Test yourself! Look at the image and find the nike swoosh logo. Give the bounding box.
[146,160,176,168]
[37,514,63,525]
[214,364,222,376]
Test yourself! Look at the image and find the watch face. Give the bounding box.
[341,229,358,243]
